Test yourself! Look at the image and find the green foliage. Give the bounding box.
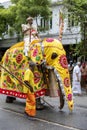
[11,0,19,3]
[63,0,87,58]
[0,4,4,9]
[63,0,87,23]
[0,0,51,39]
[0,5,16,39]
[0,8,7,38]
[15,0,51,22]
[70,41,87,57]
[8,27,15,36]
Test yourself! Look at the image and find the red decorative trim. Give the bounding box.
[35,88,46,98]
[0,88,27,99]
[0,88,46,99]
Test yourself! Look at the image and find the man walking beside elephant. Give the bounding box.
[24,61,36,118]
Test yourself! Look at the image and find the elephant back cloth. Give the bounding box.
[0,41,46,99]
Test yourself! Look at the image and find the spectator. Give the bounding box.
[80,62,87,91]
[72,62,82,96]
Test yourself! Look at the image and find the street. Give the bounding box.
[0,93,87,130]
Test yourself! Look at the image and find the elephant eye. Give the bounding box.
[51,52,58,59]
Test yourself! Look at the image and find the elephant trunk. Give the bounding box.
[54,66,74,111]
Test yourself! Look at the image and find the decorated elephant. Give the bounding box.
[0,38,74,111]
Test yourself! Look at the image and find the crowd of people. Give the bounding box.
[68,60,87,96]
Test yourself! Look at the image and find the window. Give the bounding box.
[68,13,78,27]
[40,12,52,31]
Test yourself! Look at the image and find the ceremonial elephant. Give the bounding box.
[0,38,74,111]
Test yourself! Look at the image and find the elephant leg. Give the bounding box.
[6,96,16,103]
[36,98,44,110]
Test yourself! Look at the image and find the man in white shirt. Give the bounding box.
[22,16,39,56]
[72,62,82,95]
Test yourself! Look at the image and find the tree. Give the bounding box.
[0,5,16,39]
[63,0,87,60]
[63,0,87,21]
[0,6,7,39]
[0,0,51,40]
[10,0,51,34]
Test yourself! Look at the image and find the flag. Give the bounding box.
[58,10,64,41]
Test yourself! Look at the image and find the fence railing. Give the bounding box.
[0,37,22,48]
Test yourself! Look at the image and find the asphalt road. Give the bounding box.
[0,93,87,130]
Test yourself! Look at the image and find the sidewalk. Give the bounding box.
[73,90,87,109]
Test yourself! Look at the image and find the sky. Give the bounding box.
[0,0,10,3]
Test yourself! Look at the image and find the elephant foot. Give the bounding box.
[36,98,44,110]
[6,96,16,103]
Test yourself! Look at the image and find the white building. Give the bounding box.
[39,0,81,45]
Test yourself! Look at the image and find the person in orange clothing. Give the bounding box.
[24,61,36,118]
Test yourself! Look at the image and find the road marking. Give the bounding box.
[0,107,80,130]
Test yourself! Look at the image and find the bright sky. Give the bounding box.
[0,0,10,3]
